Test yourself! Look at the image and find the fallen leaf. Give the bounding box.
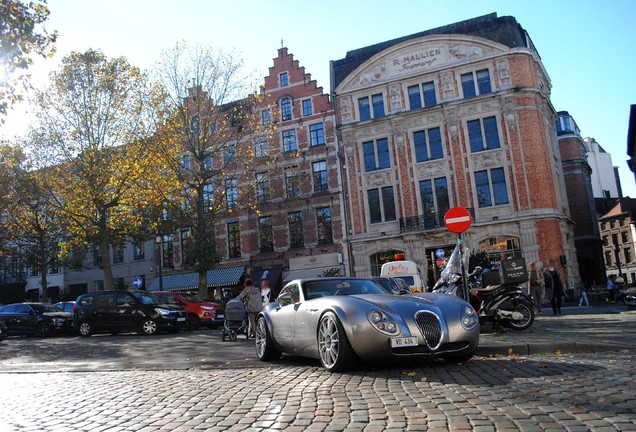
[406,371,417,377]
[554,349,561,355]
[420,377,428,382]
[507,348,514,355]
[538,363,549,368]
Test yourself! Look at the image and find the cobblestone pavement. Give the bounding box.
[1,350,635,431]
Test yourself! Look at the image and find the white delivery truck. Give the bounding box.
[380,260,424,293]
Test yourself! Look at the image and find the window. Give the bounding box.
[475,168,509,207]
[368,186,396,223]
[610,221,616,229]
[282,129,297,152]
[603,236,609,247]
[225,178,238,209]
[180,154,190,173]
[467,117,500,152]
[204,154,212,170]
[203,183,214,213]
[255,136,268,157]
[259,216,273,252]
[408,81,437,110]
[279,72,289,87]
[622,231,629,243]
[133,242,145,261]
[113,245,125,264]
[601,222,607,231]
[316,207,333,245]
[181,229,192,265]
[620,218,627,227]
[280,97,292,121]
[363,138,390,172]
[461,69,492,98]
[261,109,271,125]
[190,116,200,136]
[227,222,241,258]
[312,161,328,193]
[162,234,173,269]
[302,99,312,116]
[285,166,300,198]
[605,250,612,267]
[223,142,237,164]
[288,211,304,248]
[93,244,102,267]
[419,177,450,228]
[256,172,270,203]
[358,93,385,121]
[309,123,325,146]
[413,127,443,162]
[625,248,632,263]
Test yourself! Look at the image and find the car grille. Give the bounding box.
[414,310,442,351]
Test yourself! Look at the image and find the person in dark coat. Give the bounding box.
[544,258,564,315]
[238,279,262,338]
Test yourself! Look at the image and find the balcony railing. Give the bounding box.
[399,208,475,233]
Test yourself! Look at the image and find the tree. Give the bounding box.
[0,142,63,301]
[32,49,159,290]
[0,0,56,119]
[151,42,273,298]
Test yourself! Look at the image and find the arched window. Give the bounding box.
[370,250,405,276]
[280,97,292,121]
[477,236,521,270]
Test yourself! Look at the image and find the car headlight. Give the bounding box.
[367,309,400,336]
[461,305,478,329]
[201,305,216,310]
[154,308,171,316]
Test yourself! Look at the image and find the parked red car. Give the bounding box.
[154,292,224,330]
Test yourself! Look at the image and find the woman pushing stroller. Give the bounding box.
[238,278,263,338]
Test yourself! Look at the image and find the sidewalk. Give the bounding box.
[475,303,636,357]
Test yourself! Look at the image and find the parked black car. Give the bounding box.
[54,301,76,314]
[74,290,187,336]
[0,303,74,337]
[0,320,7,342]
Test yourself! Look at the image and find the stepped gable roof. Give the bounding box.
[331,13,529,90]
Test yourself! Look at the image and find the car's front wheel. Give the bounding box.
[78,321,93,337]
[34,322,49,338]
[140,319,157,335]
[255,316,282,361]
[317,312,355,372]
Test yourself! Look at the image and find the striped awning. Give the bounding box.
[148,266,245,292]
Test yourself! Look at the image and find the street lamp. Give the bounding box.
[155,235,164,292]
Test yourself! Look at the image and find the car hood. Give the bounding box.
[42,312,73,319]
[350,292,467,314]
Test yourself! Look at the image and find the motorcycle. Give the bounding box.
[617,284,636,307]
[432,245,535,330]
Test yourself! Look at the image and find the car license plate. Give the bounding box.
[217,314,224,319]
[177,317,186,322]
[390,336,418,348]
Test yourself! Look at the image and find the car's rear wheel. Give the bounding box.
[187,314,200,331]
[504,300,534,330]
[140,319,157,335]
[255,316,282,361]
[34,322,49,338]
[317,312,355,372]
[78,321,93,337]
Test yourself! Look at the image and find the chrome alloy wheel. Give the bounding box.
[255,318,267,358]
[318,314,341,369]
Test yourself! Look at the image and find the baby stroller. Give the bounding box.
[222,298,248,341]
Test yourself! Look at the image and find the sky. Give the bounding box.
[2,0,636,196]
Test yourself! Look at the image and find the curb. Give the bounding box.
[475,342,633,357]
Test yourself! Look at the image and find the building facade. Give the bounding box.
[331,13,579,290]
[556,111,605,288]
[599,198,636,283]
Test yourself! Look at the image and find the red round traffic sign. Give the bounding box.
[436,258,446,267]
[444,207,472,234]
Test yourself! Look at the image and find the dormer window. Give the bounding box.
[280,72,289,87]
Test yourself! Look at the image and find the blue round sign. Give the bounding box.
[133,276,143,289]
[435,249,445,258]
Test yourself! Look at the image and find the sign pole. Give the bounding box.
[443,206,473,302]
[458,233,469,301]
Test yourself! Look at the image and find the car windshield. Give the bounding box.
[132,292,162,305]
[30,304,63,313]
[179,294,205,303]
[303,279,388,300]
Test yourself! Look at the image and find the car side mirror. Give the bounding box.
[277,292,294,307]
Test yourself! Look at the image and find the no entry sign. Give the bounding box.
[444,207,472,234]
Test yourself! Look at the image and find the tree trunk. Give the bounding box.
[39,263,48,302]
[197,270,207,299]
[101,239,114,290]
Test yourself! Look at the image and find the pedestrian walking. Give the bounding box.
[578,284,589,306]
[607,275,616,302]
[260,279,272,306]
[544,258,564,315]
[238,278,262,338]
[528,261,545,315]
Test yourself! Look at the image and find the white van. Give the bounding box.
[380,260,423,293]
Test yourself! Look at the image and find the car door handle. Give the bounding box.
[306,308,319,313]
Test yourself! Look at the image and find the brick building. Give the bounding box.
[598,198,636,284]
[148,48,345,298]
[331,13,578,289]
[557,111,604,288]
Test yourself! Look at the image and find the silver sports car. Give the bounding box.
[255,277,479,372]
